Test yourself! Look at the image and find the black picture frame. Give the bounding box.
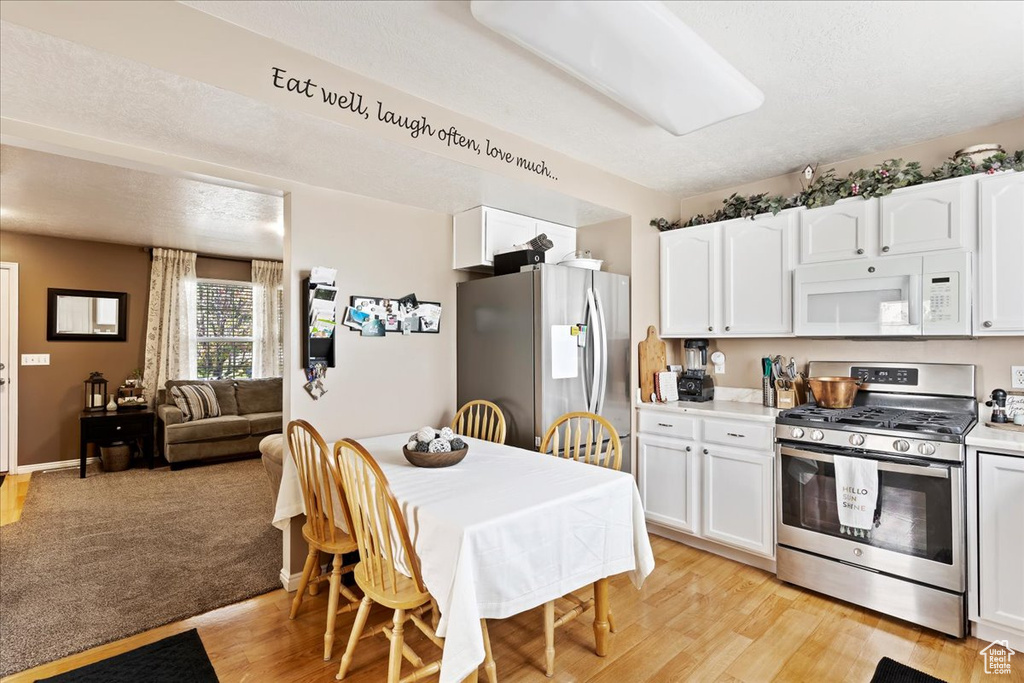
[47,288,128,342]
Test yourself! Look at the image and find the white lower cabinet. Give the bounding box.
[702,446,774,558]
[638,410,776,562]
[637,433,699,534]
[977,452,1024,633]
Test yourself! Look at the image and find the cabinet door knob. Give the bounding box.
[707,326,713,332]
[881,246,890,253]
[868,266,876,273]
[856,248,864,255]
[725,326,731,331]
[703,448,709,454]
[983,320,993,328]
[685,446,691,452]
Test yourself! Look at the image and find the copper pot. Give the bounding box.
[806,376,862,409]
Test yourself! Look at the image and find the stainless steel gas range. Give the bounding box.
[775,361,977,637]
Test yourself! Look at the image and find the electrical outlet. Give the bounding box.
[21,354,50,366]
[1012,366,1024,390]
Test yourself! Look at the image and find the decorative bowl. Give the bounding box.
[402,445,468,468]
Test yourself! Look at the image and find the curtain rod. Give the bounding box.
[145,247,281,264]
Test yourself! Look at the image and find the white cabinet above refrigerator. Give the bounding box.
[453,206,576,271]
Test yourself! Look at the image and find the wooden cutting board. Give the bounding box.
[638,326,667,403]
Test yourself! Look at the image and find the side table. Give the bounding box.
[79,409,156,478]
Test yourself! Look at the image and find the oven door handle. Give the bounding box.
[779,445,950,479]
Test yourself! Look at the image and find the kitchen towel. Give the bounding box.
[833,454,879,538]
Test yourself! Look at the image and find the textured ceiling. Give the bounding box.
[0,145,285,259]
[0,20,622,244]
[185,0,1024,197]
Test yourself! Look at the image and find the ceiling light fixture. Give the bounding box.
[470,0,764,136]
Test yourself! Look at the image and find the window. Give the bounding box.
[196,279,254,379]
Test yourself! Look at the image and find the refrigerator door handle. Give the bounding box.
[593,287,609,417]
[586,287,601,413]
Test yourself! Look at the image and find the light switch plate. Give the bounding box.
[21,354,50,366]
[1012,366,1024,390]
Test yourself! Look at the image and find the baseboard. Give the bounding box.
[648,521,777,573]
[279,568,305,592]
[15,457,98,474]
[972,620,1024,651]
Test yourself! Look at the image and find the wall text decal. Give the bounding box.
[271,66,559,181]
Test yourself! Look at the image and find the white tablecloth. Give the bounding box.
[273,433,655,683]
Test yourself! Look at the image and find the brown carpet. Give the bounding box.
[0,458,281,677]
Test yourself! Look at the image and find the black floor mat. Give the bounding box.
[35,629,218,683]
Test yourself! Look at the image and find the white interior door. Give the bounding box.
[0,262,18,474]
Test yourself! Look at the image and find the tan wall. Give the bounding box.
[195,256,252,282]
[0,232,149,467]
[283,186,468,443]
[670,118,1024,399]
[577,217,632,277]
[707,338,1023,403]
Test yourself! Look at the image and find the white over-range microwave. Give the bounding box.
[793,251,971,337]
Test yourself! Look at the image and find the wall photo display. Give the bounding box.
[344,293,441,336]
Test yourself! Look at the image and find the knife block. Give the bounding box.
[775,376,808,409]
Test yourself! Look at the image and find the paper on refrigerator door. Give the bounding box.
[551,325,578,379]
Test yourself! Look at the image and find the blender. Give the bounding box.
[678,339,715,402]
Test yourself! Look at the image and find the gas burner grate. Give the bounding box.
[890,411,975,436]
[779,404,976,436]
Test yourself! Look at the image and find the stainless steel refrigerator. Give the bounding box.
[456,264,632,472]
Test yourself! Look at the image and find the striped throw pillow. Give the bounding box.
[170,384,222,423]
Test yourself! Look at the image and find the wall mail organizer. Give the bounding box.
[301,266,337,400]
[343,293,441,336]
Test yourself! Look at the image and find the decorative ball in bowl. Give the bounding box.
[402,426,468,468]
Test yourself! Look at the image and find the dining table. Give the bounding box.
[273,432,656,683]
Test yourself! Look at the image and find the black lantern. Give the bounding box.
[84,372,108,412]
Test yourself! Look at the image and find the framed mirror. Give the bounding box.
[47,288,128,342]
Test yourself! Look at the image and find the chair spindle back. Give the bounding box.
[451,400,507,444]
[287,420,354,545]
[539,412,622,471]
[333,438,426,596]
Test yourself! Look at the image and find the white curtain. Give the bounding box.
[142,248,197,403]
[252,259,284,378]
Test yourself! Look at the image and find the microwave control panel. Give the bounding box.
[924,272,959,323]
[851,366,920,386]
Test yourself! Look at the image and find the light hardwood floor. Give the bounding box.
[0,473,30,526]
[2,534,1010,683]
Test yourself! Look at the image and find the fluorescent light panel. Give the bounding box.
[470,0,764,136]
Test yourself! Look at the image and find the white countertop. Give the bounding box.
[637,399,779,423]
[966,407,1024,455]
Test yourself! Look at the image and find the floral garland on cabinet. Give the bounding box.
[651,149,1024,231]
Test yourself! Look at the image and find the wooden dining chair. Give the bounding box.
[286,420,362,661]
[452,400,507,444]
[537,412,622,677]
[333,438,498,683]
[539,411,622,470]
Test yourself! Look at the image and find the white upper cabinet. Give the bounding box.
[798,198,875,264]
[977,172,1024,335]
[453,207,575,271]
[660,224,719,336]
[722,212,796,335]
[879,176,976,255]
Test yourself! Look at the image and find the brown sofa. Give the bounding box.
[156,377,282,468]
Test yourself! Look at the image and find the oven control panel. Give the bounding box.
[851,366,919,386]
